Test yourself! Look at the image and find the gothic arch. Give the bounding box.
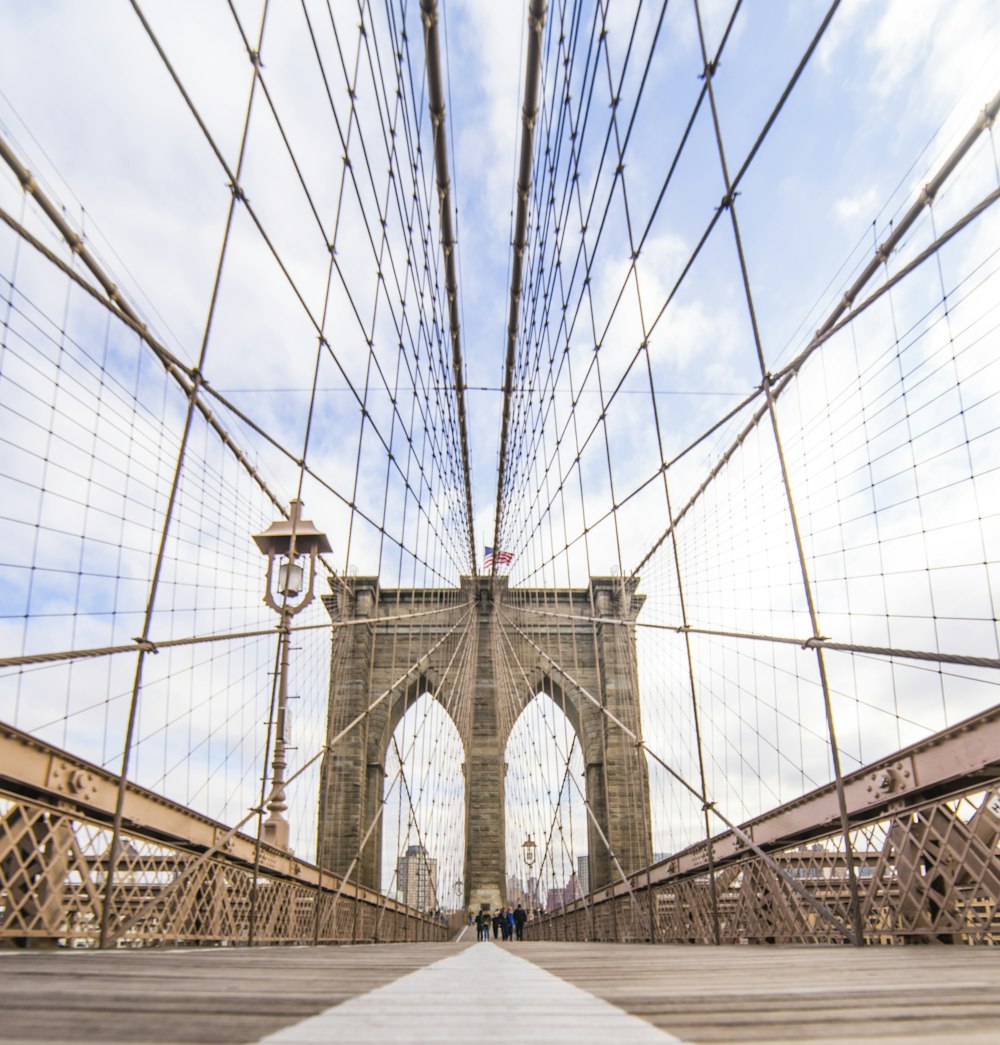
[318,575,651,908]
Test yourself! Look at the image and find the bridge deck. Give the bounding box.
[0,940,996,1044]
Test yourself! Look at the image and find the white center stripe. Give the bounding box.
[257,943,686,1044]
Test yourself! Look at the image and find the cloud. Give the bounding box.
[835,187,878,223]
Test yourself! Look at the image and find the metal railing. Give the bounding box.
[0,723,447,948]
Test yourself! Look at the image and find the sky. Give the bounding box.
[1,0,999,892]
[1,0,998,565]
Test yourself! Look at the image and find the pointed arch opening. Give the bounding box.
[504,689,588,913]
[381,691,465,914]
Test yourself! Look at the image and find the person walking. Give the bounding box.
[514,904,527,941]
[505,907,515,942]
[492,910,501,940]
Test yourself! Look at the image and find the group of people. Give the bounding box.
[471,904,528,941]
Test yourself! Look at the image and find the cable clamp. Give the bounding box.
[248,49,261,68]
[701,801,716,812]
[802,635,828,650]
[229,182,247,203]
[133,637,159,655]
[700,59,718,81]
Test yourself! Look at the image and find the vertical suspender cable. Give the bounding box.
[492,0,547,573]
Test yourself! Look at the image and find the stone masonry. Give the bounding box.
[317,576,651,911]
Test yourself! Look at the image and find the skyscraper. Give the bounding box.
[577,854,589,896]
[396,844,438,912]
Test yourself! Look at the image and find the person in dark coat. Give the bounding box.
[492,910,501,939]
[513,904,527,941]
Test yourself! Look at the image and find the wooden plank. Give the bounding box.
[1,941,998,1044]
[520,942,1000,1043]
[0,944,463,1043]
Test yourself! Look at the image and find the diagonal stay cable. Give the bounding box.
[105,602,473,944]
[632,167,1000,581]
[129,0,473,581]
[496,604,859,943]
[0,200,462,587]
[493,605,651,933]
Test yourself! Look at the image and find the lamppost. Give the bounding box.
[455,877,463,910]
[522,834,537,871]
[253,499,330,850]
[522,834,537,910]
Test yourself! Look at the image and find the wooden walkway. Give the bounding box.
[0,941,997,1043]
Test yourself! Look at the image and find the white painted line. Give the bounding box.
[257,942,687,1044]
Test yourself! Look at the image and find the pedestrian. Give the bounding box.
[492,910,501,939]
[505,907,515,941]
[514,903,527,941]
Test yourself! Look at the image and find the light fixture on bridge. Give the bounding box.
[253,499,331,613]
[252,500,331,851]
[522,834,537,870]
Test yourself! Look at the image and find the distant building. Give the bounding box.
[545,873,582,911]
[526,875,539,906]
[566,872,581,902]
[507,874,528,908]
[396,844,438,912]
[577,855,589,896]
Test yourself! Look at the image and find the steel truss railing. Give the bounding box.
[527,711,1000,945]
[0,723,447,948]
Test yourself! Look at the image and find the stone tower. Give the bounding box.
[317,575,651,910]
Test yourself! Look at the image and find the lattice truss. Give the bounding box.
[0,0,998,949]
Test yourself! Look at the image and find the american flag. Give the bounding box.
[484,546,513,569]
